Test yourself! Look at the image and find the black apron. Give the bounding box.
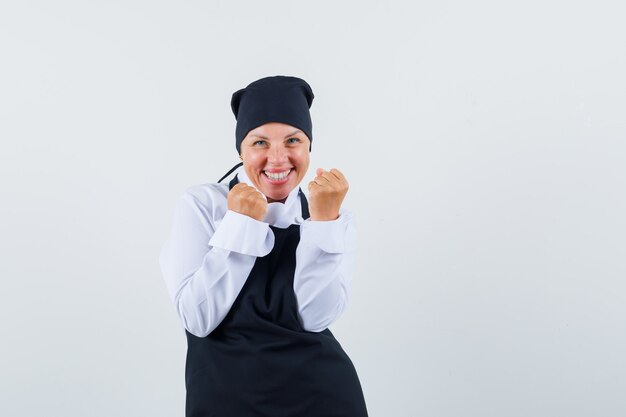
[184,174,368,417]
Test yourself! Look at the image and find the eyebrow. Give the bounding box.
[252,130,303,140]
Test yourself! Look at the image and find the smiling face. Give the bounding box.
[240,122,311,203]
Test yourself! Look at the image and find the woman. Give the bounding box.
[159,75,368,416]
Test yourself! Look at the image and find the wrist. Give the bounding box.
[310,213,339,221]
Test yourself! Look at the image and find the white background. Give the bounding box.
[1,1,625,416]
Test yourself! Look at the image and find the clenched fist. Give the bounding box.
[307,168,349,221]
[227,183,268,221]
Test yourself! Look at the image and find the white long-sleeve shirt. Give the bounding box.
[159,168,357,337]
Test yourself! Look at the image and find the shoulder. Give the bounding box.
[178,182,230,219]
[183,182,228,203]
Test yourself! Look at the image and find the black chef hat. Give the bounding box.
[231,75,314,155]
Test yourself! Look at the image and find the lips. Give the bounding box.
[263,168,293,183]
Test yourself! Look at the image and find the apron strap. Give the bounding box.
[218,162,243,184]
[298,189,310,220]
[228,174,239,190]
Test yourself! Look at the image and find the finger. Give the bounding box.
[312,175,332,187]
[253,190,267,201]
[231,183,249,193]
[316,167,324,177]
[329,168,346,182]
[308,180,321,190]
[320,171,343,187]
[240,188,263,200]
[235,184,259,197]
[315,172,333,184]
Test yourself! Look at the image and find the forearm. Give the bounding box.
[160,191,274,337]
[293,210,357,332]
[167,247,257,337]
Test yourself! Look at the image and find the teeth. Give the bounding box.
[264,169,291,180]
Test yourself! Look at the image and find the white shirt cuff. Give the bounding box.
[300,212,352,254]
[208,210,275,257]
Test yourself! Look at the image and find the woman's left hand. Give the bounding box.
[307,168,349,221]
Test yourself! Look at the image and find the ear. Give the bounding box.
[230,88,246,118]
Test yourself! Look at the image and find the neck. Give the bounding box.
[267,196,287,204]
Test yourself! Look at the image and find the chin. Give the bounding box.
[265,190,289,202]
[259,176,298,200]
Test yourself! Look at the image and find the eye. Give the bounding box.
[253,140,267,146]
[287,138,301,144]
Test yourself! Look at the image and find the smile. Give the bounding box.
[263,169,293,183]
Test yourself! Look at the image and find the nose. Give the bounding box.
[268,144,288,163]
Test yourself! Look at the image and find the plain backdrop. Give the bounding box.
[1,1,625,416]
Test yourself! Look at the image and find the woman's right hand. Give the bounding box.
[227,183,268,222]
